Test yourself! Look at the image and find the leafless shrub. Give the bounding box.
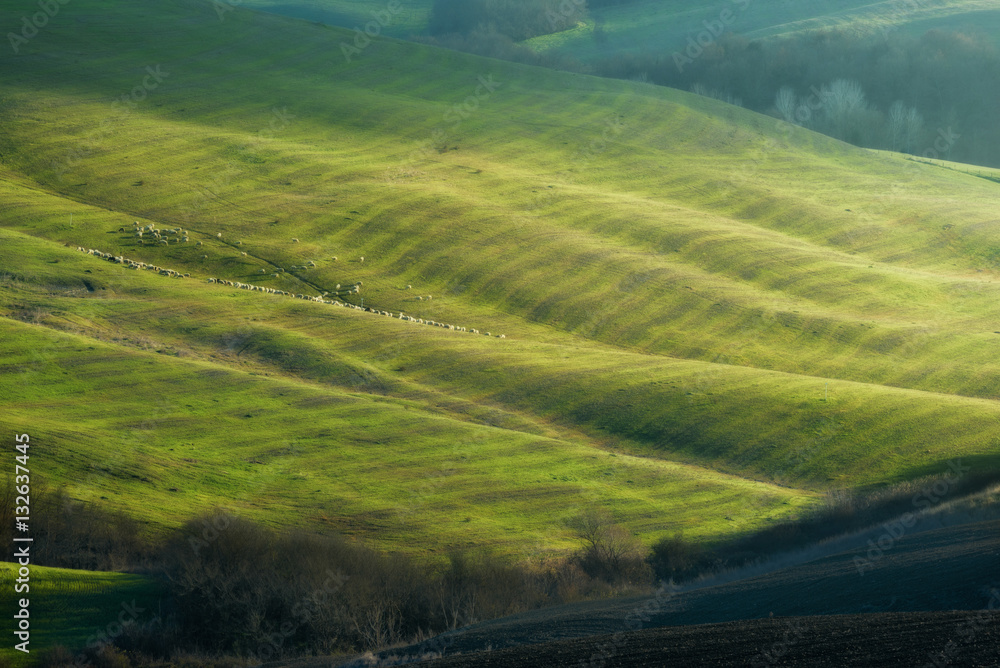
[572,509,652,587]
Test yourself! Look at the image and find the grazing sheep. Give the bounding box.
[182,236,189,242]
[331,256,338,261]
[308,261,316,267]
[359,256,364,263]
[417,296,423,301]
[202,254,208,259]
[216,233,222,238]
[406,284,411,290]
[241,252,247,257]
[236,241,242,246]
[292,238,299,243]
[196,241,203,246]
[259,269,266,274]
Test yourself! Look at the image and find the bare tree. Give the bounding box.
[823,79,868,141]
[887,100,907,151]
[903,106,924,154]
[573,509,650,584]
[775,86,798,123]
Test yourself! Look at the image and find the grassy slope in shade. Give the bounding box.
[0,0,999,565]
[524,0,1000,60]
[0,562,165,663]
[234,0,1000,59]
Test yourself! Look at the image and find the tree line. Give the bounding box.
[420,2,1000,168]
[594,28,1000,166]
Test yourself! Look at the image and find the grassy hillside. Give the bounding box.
[237,0,1000,59]
[2,0,1000,572]
[525,0,1000,61]
[236,0,432,37]
[0,562,164,664]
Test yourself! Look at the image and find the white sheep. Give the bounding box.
[359,256,364,263]
[216,233,222,238]
[292,238,299,243]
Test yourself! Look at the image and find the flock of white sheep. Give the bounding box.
[78,242,506,339]
[206,277,504,337]
[76,247,190,278]
[132,221,190,245]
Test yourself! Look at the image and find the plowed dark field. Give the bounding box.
[419,612,1000,667]
[340,519,1000,667]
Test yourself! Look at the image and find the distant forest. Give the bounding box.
[596,29,1000,168]
[422,0,1000,168]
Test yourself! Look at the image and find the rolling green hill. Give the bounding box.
[235,0,1000,63]
[528,0,1000,62]
[2,0,1000,577]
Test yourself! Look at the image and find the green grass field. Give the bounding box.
[0,562,164,664]
[3,4,1000,653]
